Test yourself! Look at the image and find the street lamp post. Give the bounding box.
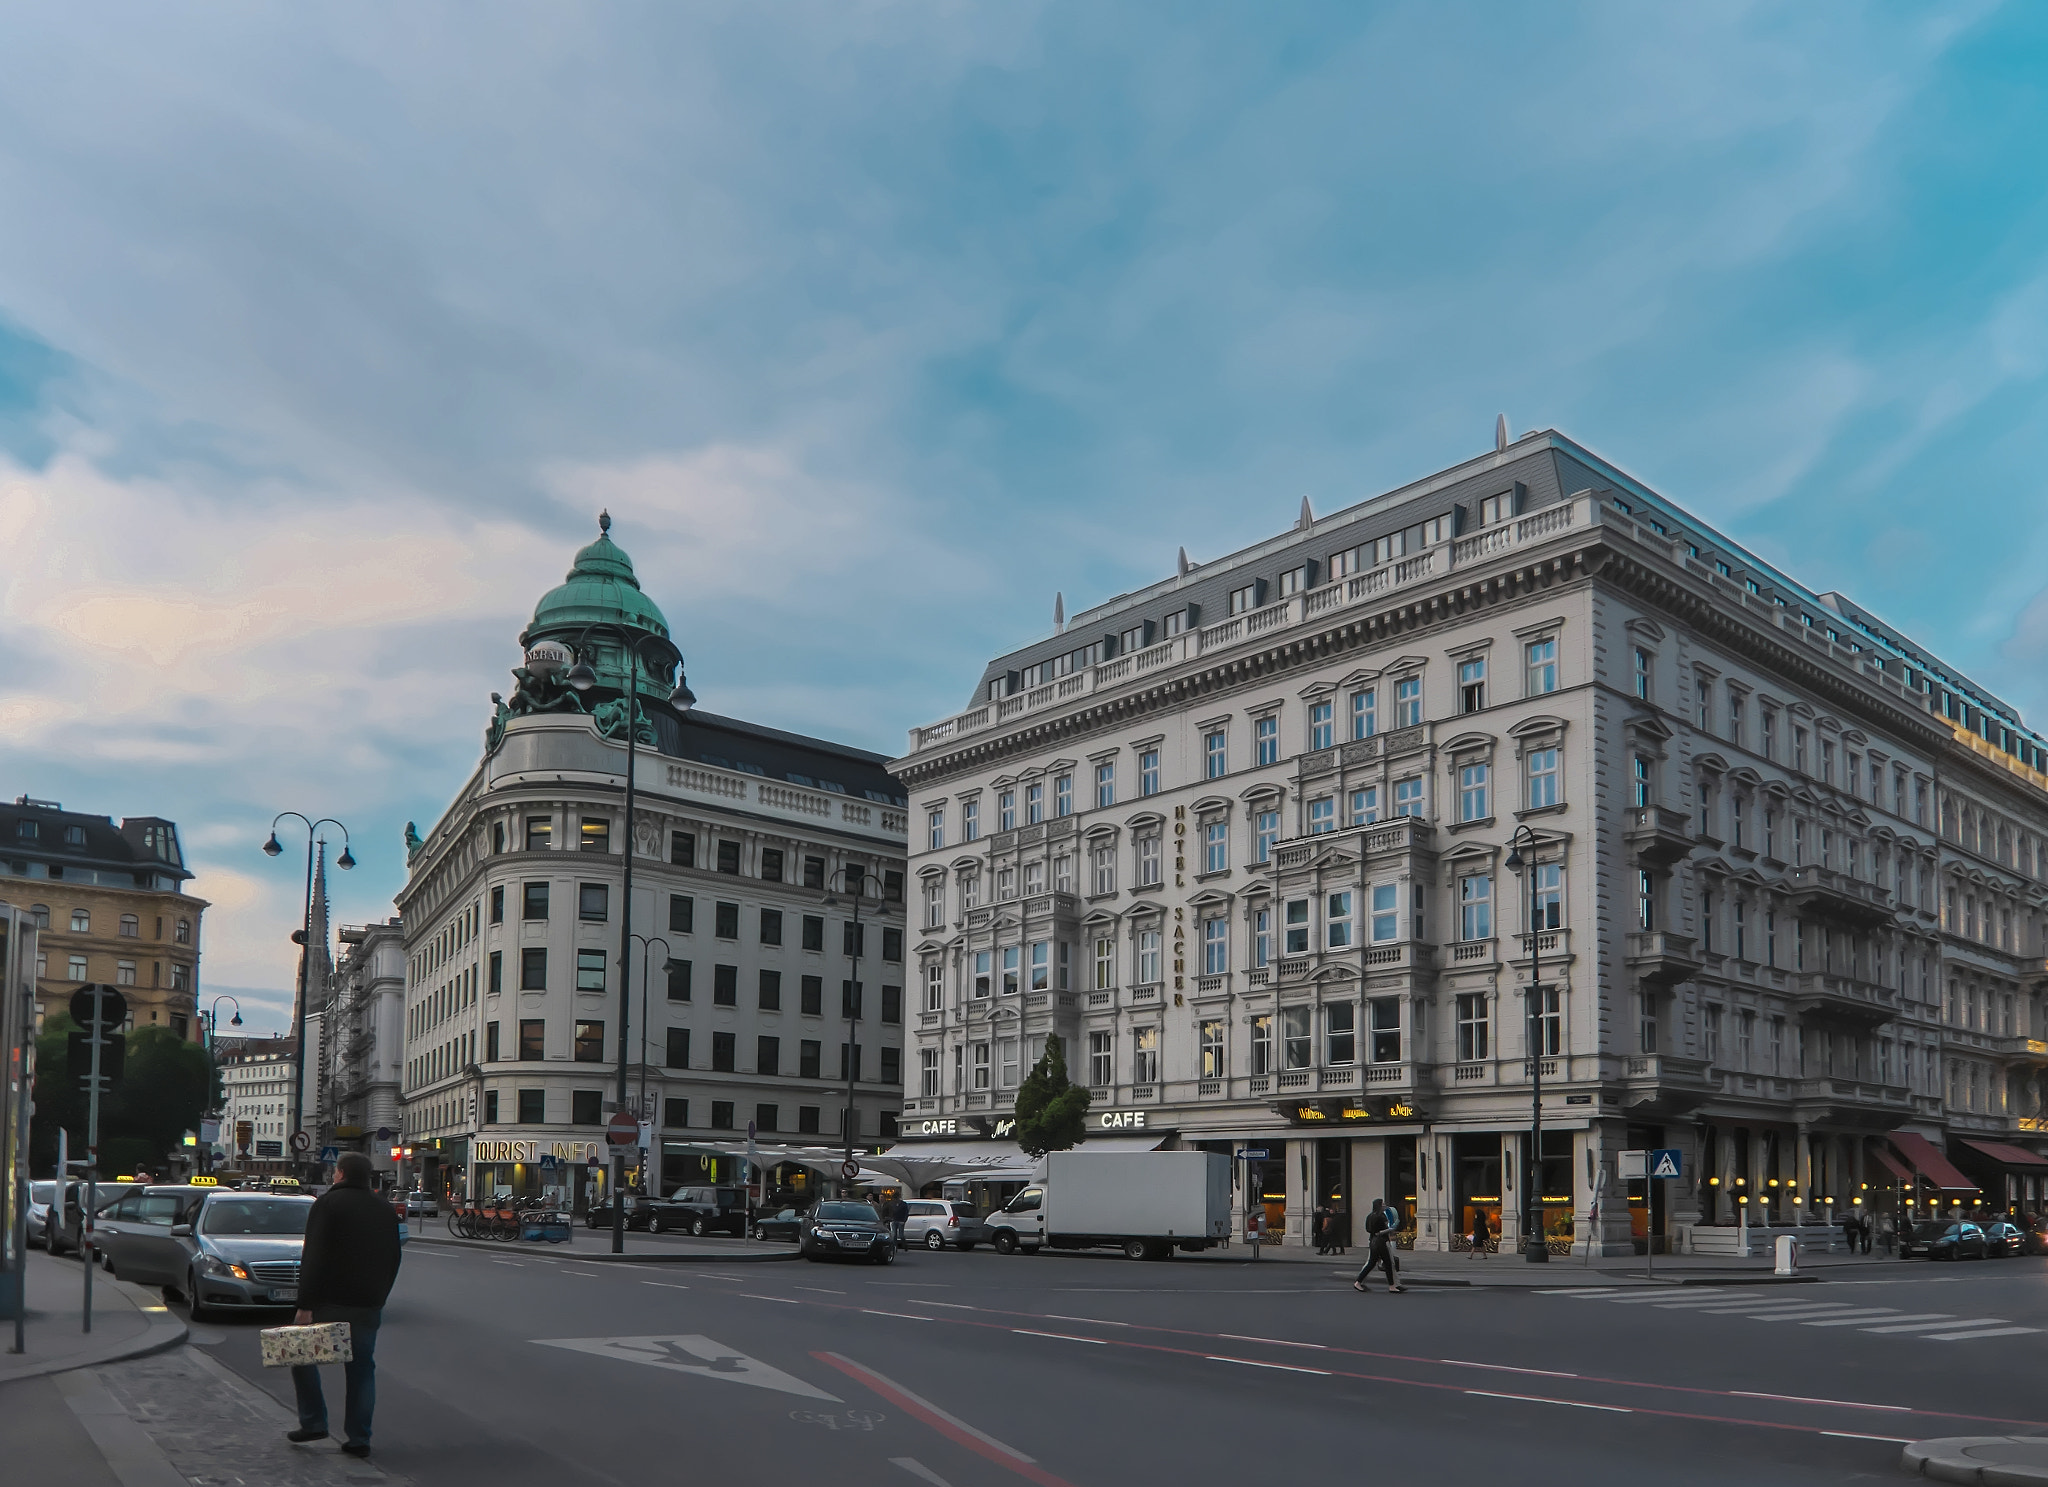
[563,622,693,1255]
[626,933,675,1161]
[823,866,869,1197]
[262,815,354,1180]
[201,996,242,1176]
[1505,825,1549,1263]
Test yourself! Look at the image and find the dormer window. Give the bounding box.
[63,825,86,846]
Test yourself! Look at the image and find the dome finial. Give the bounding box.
[598,509,612,535]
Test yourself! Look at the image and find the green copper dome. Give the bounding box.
[522,510,672,644]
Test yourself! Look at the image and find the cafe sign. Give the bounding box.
[474,1139,607,1164]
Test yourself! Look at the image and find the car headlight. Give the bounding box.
[200,1255,250,1280]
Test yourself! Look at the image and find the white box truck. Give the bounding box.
[982,1150,1231,1260]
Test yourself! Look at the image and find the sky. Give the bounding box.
[4,2,2048,1033]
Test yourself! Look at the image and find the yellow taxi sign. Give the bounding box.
[267,1176,303,1188]
[190,1175,219,1186]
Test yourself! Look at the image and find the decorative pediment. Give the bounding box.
[949,855,984,873]
[1627,713,1675,745]
[1188,887,1236,910]
[1695,752,1730,775]
[1080,908,1122,929]
[1239,782,1285,805]
[1507,714,1569,741]
[1624,617,1666,643]
[1125,810,1167,830]
[1726,766,1763,789]
[1083,822,1121,842]
[1381,654,1429,677]
[1440,839,1501,870]
[1440,730,1496,757]
[1191,794,1234,816]
[1338,667,1382,688]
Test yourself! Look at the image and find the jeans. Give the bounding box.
[891,1222,905,1247]
[292,1307,380,1447]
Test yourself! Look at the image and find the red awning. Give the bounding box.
[1889,1132,1980,1191]
[1959,1138,2048,1171]
[1865,1144,1912,1182]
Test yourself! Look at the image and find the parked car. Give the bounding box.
[1982,1221,2026,1257]
[750,1206,807,1242]
[404,1190,437,1217]
[180,1192,317,1321]
[903,1199,984,1251]
[48,1181,143,1257]
[585,1193,655,1230]
[1901,1220,1989,1260]
[800,1201,896,1264]
[651,1185,748,1237]
[99,1187,213,1286]
[27,1181,58,1249]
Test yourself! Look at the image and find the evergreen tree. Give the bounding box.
[1014,1034,1091,1157]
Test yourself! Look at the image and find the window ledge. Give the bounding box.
[1446,816,1496,833]
[1513,802,1570,820]
[1194,869,1233,883]
[1127,882,1164,896]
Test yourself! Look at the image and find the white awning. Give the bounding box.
[1072,1135,1173,1154]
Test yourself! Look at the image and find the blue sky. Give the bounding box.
[3,2,2046,1030]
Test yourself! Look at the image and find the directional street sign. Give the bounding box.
[290,1131,311,1152]
[840,1159,861,1181]
[1649,1147,1683,1180]
[1238,1148,1270,1160]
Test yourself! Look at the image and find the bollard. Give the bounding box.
[1774,1233,1799,1276]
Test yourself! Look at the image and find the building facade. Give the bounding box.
[219,1037,299,1175]
[0,796,208,1037]
[891,429,2048,1254]
[320,918,407,1179]
[398,517,909,1204]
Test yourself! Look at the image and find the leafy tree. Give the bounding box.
[1014,1034,1091,1157]
[31,1012,213,1177]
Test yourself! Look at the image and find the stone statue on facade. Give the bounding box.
[404,821,427,862]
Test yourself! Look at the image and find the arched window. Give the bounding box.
[175,919,191,944]
[70,909,90,933]
[119,914,139,937]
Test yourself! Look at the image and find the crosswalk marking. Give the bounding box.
[1862,1317,2010,1334]
[1920,1326,2040,1342]
[1753,1308,1898,1324]
[1541,1289,2040,1343]
[1800,1312,1945,1328]
[1688,1302,1856,1316]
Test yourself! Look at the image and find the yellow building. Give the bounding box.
[1,796,208,1038]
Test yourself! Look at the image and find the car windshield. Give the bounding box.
[202,1200,312,1236]
[32,1181,57,1203]
[949,1203,977,1218]
[815,1203,877,1223]
[1909,1222,1953,1239]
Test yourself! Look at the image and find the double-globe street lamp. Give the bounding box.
[821,865,875,1198]
[625,932,682,1172]
[262,814,353,1180]
[1504,823,1550,1263]
[553,621,693,1254]
[200,996,242,1174]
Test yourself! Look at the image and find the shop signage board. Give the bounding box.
[1618,1149,1647,1180]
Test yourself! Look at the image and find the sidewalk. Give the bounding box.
[1166,1237,1917,1287]
[1,1249,188,1386]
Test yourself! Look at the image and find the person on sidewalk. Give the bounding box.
[1353,1198,1404,1293]
[1876,1211,1895,1257]
[1313,1205,1332,1255]
[889,1194,910,1250]
[1468,1208,1491,1259]
[287,1151,402,1459]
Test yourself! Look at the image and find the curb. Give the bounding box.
[1902,1436,2048,1484]
[408,1233,801,1263]
[0,1277,189,1389]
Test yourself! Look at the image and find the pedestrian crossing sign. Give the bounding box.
[1649,1148,1682,1180]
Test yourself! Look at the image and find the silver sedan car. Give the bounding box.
[179,1192,317,1321]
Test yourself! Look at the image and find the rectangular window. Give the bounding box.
[1256,716,1279,765]
[1536,985,1562,1056]
[1089,1032,1113,1087]
[758,969,782,1010]
[842,921,867,959]
[971,1043,990,1090]
[1631,755,1652,808]
[1326,891,1354,949]
[1633,648,1652,700]
[1527,748,1559,809]
[1727,691,1744,746]
[972,951,991,998]
[921,1047,940,1097]
[1098,762,1118,807]
[998,791,1015,832]
[1137,929,1162,984]
[1370,997,1400,1063]
[998,1039,1018,1087]
[924,962,945,1011]
[1250,1014,1273,1076]
[518,1018,545,1060]
[667,830,696,867]
[1132,1027,1159,1084]
[799,1039,821,1078]
[714,964,738,1006]
[1533,863,1563,930]
[1637,870,1656,931]
[668,894,694,933]
[1460,874,1492,940]
[661,1096,687,1128]
[1026,782,1043,823]
[802,915,824,952]
[1253,907,1272,968]
[1348,787,1378,826]
[923,880,944,929]
[1526,637,1557,695]
[755,847,784,883]
[488,951,503,996]
[712,1031,735,1072]
[716,840,741,874]
[1310,701,1334,750]
[1137,834,1161,886]
[660,1027,689,1069]
[1284,898,1310,955]
[517,1088,545,1124]
[1455,994,1488,1061]
[1093,937,1115,990]
[710,1101,734,1130]
[1392,777,1423,818]
[756,1035,780,1077]
[1255,810,1280,862]
[1092,844,1117,895]
[1055,774,1073,816]
[1639,993,1658,1055]
[523,882,549,920]
[1200,1020,1225,1079]
[571,1022,604,1063]
[1029,941,1050,992]
[1696,680,1712,732]
[576,948,606,992]
[1282,1007,1312,1070]
[1202,916,1228,974]
[1229,582,1258,615]
[489,886,504,924]
[486,1021,501,1061]
[1351,688,1376,740]
[1001,947,1019,996]
[520,948,547,991]
[881,984,902,1023]
[714,901,739,939]
[580,817,611,853]
[1326,1002,1356,1066]
[1458,658,1486,713]
[797,1105,820,1135]
[1458,762,1489,821]
[1308,797,1335,834]
[1137,751,1160,797]
[1206,731,1228,779]
[759,908,783,946]
[1395,676,1422,727]
[578,883,608,921]
[927,809,945,851]
[525,816,553,852]
[667,960,692,1001]
[1370,883,1399,943]
[1203,820,1228,873]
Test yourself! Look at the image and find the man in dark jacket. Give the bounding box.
[287,1152,402,1457]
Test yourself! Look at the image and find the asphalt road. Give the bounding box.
[152,1238,2048,1487]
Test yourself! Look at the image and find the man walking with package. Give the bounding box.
[287,1151,402,1458]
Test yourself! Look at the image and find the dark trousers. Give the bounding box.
[1355,1236,1398,1286]
[292,1307,381,1447]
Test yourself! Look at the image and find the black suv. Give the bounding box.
[650,1186,748,1237]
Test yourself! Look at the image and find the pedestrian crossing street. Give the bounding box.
[1536,1287,2040,1343]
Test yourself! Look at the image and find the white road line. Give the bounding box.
[863,1310,934,1321]
[1730,1391,1910,1412]
[1206,1356,1331,1375]
[1863,1318,2004,1334]
[1922,1326,2041,1342]
[1013,1330,1106,1345]
[891,1460,956,1487]
[795,1286,846,1294]
[907,1300,979,1310]
[1687,1303,1858,1316]
[1822,1432,1914,1443]
[1802,1312,1952,1328]
[697,1273,745,1281]
[1442,1361,1579,1378]
[1537,1287,1622,1295]
[1612,1292,1763,1306]
[1043,1315,1131,1326]
[642,1281,690,1290]
[562,1270,602,1277]
[1467,1390,1629,1413]
[741,1294,800,1304]
[1216,1334,1325,1348]
[1752,1309,1899,1324]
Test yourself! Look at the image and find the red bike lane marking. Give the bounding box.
[813,1352,1079,1487]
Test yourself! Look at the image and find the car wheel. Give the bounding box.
[924,1230,946,1250]
[649,1215,667,1234]
[690,1218,707,1237]
[186,1272,214,1323]
[1123,1239,1148,1261]
[992,1231,1017,1256]
[874,1248,894,1265]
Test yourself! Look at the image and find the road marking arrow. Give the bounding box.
[532,1334,840,1400]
